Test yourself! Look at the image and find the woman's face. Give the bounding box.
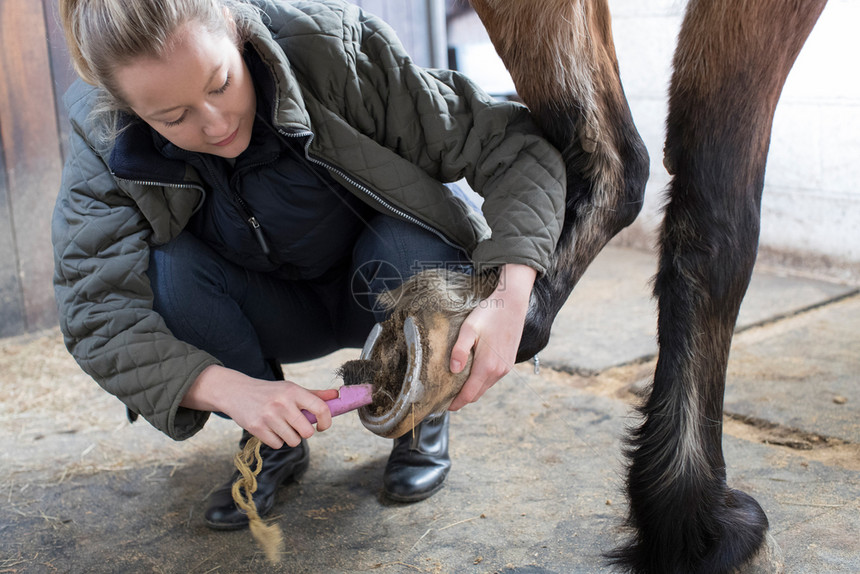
[114,20,256,158]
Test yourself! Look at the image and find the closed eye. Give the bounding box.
[163,113,186,128]
[160,71,230,127]
[211,73,231,95]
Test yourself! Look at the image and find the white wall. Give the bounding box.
[448,1,860,281]
[611,0,860,280]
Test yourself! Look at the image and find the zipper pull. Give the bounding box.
[248,216,271,255]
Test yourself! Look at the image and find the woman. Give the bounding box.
[54,0,565,530]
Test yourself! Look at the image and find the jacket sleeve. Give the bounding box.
[398,66,567,273]
[52,106,218,440]
[331,2,566,273]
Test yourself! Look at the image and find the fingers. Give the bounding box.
[449,342,512,411]
[307,388,338,431]
[450,322,477,374]
[311,388,340,401]
[264,415,306,449]
[449,299,520,411]
[243,384,337,448]
[449,263,533,410]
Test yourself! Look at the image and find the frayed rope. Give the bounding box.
[231,436,285,565]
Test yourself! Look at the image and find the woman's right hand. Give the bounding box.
[181,364,338,449]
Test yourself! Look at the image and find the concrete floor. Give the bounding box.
[1,245,858,573]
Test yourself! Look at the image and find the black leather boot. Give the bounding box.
[382,413,451,502]
[205,431,310,530]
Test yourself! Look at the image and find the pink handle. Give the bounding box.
[302,384,373,424]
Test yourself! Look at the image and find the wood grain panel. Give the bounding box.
[42,0,77,163]
[0,1,63,331]
[0,131,26,337]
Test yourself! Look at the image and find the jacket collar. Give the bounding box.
[109,118,192,185]
[244,14,313,133]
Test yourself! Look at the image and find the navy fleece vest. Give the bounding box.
[164,47,374,280]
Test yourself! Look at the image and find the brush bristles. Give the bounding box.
[337,359,381,386]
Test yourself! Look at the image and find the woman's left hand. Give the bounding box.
[448,263,536,411]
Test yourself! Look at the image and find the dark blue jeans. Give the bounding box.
[147,214,467,382]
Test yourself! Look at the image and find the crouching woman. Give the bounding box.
[53,0,565,529]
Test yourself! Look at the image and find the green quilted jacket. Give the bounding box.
[52,0,566,439]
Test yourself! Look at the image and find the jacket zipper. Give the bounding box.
[117,164,274,258]
[113,177,207,215]
[115,177,202,193]
[276,128,465,253]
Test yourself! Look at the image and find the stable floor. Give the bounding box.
[2,244,858,573]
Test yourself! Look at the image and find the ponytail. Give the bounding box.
[58,0,97,85]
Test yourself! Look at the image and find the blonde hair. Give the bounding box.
[59,0,261,143]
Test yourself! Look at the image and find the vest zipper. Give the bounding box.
[230,189,271,256]
[226,149,287,259]
[276,128,465,253]
[199,154,276,258]
[247,216,270,256]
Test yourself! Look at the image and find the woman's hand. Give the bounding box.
[448,263,536,411]
[181,365,339,449]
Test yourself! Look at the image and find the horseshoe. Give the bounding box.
[340,268,489,438]
[357,317,427,437]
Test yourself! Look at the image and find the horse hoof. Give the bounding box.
[341,269,495,438]
[733,532,784,574]
[354,314,469,438]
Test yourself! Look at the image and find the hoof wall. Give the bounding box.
[734,532,784,574]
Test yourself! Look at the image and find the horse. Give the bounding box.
[466,0,829,572]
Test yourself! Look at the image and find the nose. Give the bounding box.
[201,104,230,138]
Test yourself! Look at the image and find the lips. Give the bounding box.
[214,127,239,147]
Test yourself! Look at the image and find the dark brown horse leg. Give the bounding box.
[613,1,827,572]
[469,0,650,361]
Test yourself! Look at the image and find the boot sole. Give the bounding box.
[382,479,446,503]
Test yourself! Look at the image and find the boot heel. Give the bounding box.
[383,413,451,502]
